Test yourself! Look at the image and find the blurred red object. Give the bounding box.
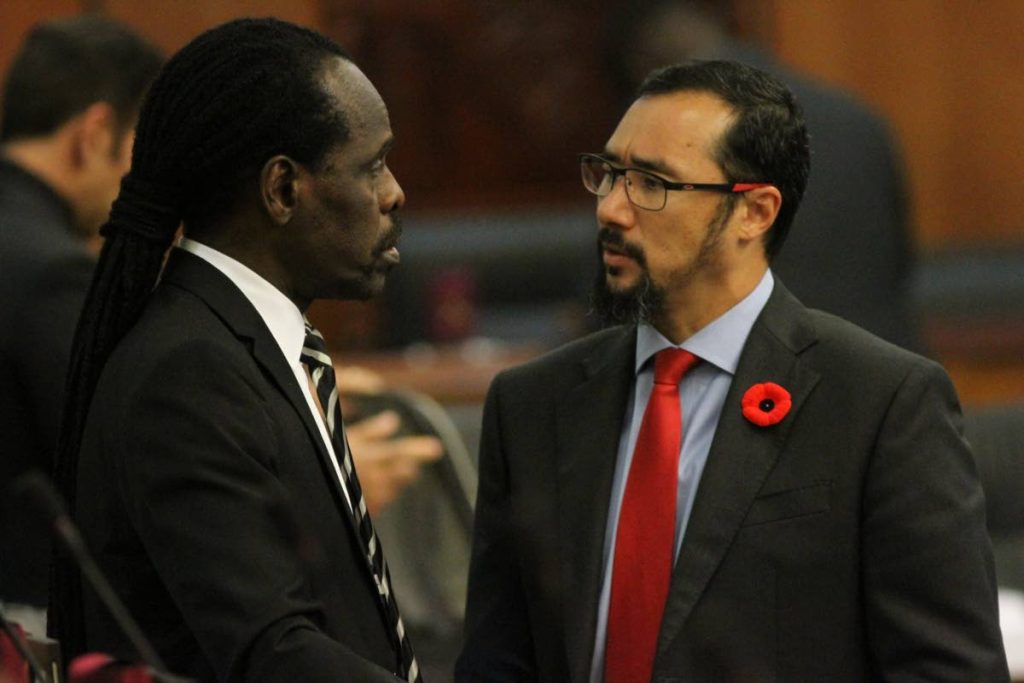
[428,267,477,343]
[0,622,28,683]
[69,654,152,683]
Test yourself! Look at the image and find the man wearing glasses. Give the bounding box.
[457,60,1008,682]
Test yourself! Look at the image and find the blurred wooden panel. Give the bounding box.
[101,0,322,54]
[1,0,322,96]
[0,0,83,78]
[944,357,1024,409]
[320,0,622,211]
[771,0,1024,249]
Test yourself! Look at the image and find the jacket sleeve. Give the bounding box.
[861,358,1009,681]
[456,373,539,682]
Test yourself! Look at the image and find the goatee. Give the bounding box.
[590,227,667,327]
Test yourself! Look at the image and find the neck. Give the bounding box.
[186,214,311,312]
[653,262,768,344]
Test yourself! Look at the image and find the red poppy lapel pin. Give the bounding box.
[741,382,792,427]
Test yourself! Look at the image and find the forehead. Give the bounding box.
[605,90,735,175]
[319,57,391,147]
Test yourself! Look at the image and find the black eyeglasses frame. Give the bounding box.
[579,152,771,211]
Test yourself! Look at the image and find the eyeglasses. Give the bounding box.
[579,153,771,211]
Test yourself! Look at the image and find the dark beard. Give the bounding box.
[590,196,735,328]
[590,227,668,327]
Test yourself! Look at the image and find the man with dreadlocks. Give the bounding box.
[52,18,419,682]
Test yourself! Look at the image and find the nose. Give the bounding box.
[595,174,634,231]
[380,166,405,213]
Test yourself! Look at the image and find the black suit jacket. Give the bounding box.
[458,281,1008,682]
[0,158,95,606]
[75,250,402,682]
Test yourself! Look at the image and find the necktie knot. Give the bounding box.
[653,348,700,386]
[300,320,331,370]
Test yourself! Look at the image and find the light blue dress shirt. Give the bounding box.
[588,270,775,682]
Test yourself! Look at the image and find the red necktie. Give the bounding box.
[605,348,700,683]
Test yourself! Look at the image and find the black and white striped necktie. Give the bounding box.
[300,320,421,682]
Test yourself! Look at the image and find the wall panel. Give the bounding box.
[0,0,83,78]
[102,0,321,54]
[772,0,1024,248]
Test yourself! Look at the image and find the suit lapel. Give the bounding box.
[555,328,636,683]
[161,250,356,528]
[656,283,821,656]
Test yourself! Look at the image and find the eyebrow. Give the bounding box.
[364,135,395,167]
[376,135,396,159]
[600,149,676,177]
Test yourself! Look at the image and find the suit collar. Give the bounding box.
[655,280,821,659]
[160,250,353,517]
[176,238,306,366]
[161,249,292,375]
[554,327,635,683]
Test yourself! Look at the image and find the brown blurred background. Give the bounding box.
[3,0,1023,408]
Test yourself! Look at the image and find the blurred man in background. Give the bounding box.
[0,15,163,637]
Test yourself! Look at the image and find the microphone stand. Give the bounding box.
[11,472,192,683]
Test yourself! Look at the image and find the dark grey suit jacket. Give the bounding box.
[458,281,1007,682]
[75,250,403,682]
[0,158,95,607]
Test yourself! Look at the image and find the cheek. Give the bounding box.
[642,220,706,275]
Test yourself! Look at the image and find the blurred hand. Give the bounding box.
[345,409,443,515]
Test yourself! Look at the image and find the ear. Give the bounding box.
[736,185,782,245]
[70,102,118,169]
[261,155,301,225]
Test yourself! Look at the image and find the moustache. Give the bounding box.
[597,226,647,266]
[375,214,403,253]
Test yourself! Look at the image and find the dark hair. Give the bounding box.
[0,15,163,142]
[50,17,352,656]
[636,59,810,258]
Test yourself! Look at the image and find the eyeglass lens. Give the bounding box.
[580,157,665,210]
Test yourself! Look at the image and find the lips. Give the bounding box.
[601,242,635,269]
[376,219,402,267]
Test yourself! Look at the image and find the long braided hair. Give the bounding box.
[51,17,351,656]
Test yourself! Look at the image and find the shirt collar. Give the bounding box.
[635,269,774,376]
[177,237,306,364]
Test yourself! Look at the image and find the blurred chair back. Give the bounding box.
[351,389,476,682]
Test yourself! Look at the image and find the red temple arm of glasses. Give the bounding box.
[732,182,772,192]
